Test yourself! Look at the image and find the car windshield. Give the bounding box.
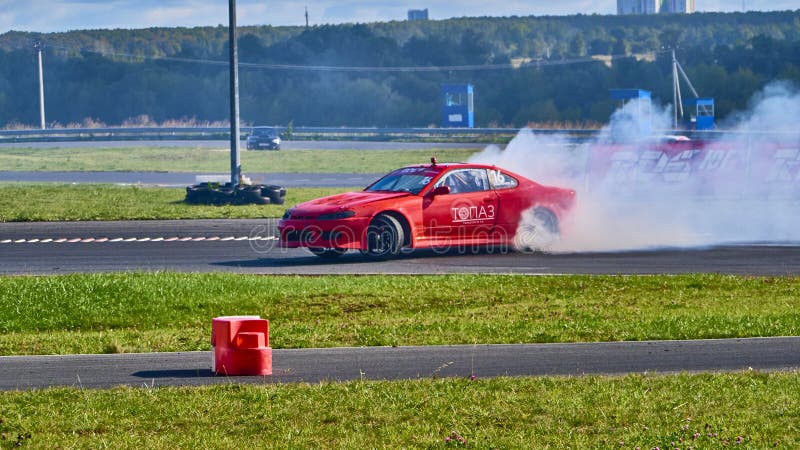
[365,168,439,194]
[253,128,274,136]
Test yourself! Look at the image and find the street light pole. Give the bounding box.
[35,41,46,130]
[228,0,242,188]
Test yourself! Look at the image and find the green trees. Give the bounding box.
[0,11,798,128]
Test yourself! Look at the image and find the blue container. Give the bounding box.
[609,89,653,137]
[684,97,715,130]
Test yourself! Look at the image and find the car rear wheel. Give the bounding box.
[513,207,559,252]
[308,247,347,258]
[363,214,404,259]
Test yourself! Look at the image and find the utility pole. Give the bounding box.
[305,6,309,28]
[35,41,46,130]
[228,0,242,188]
[672,49,679,129]
[671,48,700,130]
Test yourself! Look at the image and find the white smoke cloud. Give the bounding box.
[723,81,800,134]
[470,82,800,252]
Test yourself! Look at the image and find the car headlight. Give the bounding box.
[272,137,281,143]
[282,209,293,220]
[316,210,356,220]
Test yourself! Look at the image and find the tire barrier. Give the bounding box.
[185,182,286,205]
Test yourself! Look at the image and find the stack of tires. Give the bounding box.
[185,183,286,205]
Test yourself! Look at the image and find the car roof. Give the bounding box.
[396,162,530,184]
[401,162,501,171]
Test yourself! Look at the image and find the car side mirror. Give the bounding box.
[430,185,450,196]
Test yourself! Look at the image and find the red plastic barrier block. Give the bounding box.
[212,316,272,376]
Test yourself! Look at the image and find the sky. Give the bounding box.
[0,0,797,33]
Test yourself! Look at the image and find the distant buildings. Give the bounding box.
[617,0,695,14]
[617,0,660,14]
[407,9,429,21]
[663,0,696,13]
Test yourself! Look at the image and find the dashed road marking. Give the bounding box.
[0,236,278,245]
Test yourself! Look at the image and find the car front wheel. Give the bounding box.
[363,214,404,259]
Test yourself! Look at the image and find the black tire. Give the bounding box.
[308,247,347,258]
[234,187,269,205]
[185,185,214,204]
[261,185,286,205]
[185,186,202,204]
[363,214,404,259]
[513,207,559,252]
[534,208,558,234]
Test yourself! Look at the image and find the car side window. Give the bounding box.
[488,170,518,190]
[436,169,490,194]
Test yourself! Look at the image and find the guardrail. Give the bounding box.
[1,126,795,144]
[0,126,598,143]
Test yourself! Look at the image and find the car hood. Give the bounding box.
[290,191,412,214]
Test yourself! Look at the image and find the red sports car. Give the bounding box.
[278,160,576,258]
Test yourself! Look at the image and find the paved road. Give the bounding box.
[0,140,490,150]
[2,338,797,390]
[1,220,799,275]
[0,171,378,188]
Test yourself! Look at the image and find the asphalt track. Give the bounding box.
[1,219,800,275]
[2,337,798,390]
[2,219,798,390]
[3,140,798,390]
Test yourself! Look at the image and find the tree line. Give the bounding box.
[0,10,798,128]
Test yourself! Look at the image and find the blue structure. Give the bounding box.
[407,9,429,21]
[684,97,715,130]
[609,89,652,137]
[441,84,474,128]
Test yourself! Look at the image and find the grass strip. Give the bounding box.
[0,373,798,448]
[1,273,798,355]
[0,147,478,173]
[0,184,351,221]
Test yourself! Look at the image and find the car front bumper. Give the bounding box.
[278,217,370,249]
